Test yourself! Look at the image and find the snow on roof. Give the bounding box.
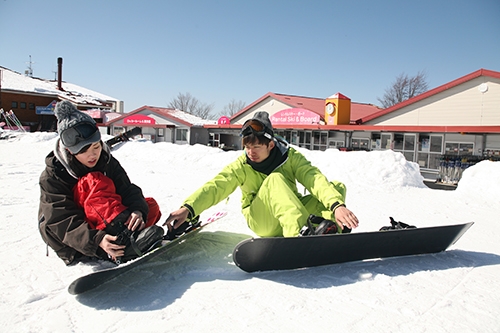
[0,66,119,106]
[167,108,217,126]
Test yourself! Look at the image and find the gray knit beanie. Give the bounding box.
[54,101,101,154]
[239,111,274,139]
[251,111,274,136]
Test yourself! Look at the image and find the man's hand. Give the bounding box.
[163,207,190,231]
[334,206,359,230]
[99,234,126,261]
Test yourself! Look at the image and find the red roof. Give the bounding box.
[204,123,500,134]
[106,105,193,127]
[361,68,500,123]
[231,92,381,124]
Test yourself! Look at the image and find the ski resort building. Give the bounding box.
[2,58,499,183]
[0,58,123,132]
[207,69,500,181]
[105,106,216,145]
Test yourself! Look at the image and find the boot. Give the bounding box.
[118,225,165,264]
[310,214,338,235]
[301,215,339,236]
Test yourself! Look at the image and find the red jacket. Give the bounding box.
[73,171,127,230]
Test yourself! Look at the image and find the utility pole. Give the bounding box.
[25,55,34,77]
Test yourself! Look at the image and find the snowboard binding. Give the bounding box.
[379,217,417,231]
[164,216,201,240]
[300,215,340,236]
[112,224,164,264]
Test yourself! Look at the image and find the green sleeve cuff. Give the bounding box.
[182,203,195,221]
[330,201,345,212]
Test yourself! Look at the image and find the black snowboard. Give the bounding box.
[232,222,474,273]
[68,211,227,295]
[68,228,200,295]
[105,126,142,149]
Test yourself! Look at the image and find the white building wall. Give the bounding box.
[234,98,291,124]
[367,77,500,126]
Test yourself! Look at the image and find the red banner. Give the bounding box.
[124,114,156,125]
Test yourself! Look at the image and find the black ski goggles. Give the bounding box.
[240,119,273,139]
[60,122,98,147]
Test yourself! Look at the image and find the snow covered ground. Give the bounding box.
[1,131,499,333]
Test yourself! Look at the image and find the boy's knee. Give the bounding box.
[264,172,287,184]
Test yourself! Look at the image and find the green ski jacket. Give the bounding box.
[183,144,346,236]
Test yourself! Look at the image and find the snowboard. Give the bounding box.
[105,126,142,149]
[232,222,474,273]
[68,211,227,295]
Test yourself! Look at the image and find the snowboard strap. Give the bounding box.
[379,217,417,231]
[128,233,143,257]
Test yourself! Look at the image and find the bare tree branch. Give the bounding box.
[217,99,246,118]
[168,92,215,119]
[377,71,429,108]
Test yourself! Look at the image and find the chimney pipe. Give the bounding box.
[57,57,63,91]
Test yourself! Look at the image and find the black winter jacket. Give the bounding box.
[38,141,148,265]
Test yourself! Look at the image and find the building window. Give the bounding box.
[176,128,188,143]
[430,136,443,153]
[404,135,415,151]
[298,131,312,149]
[381,133,392,149]
[279,130,300,146]
[372,133,393,150]
[29,103,35,110]
[312,131,328,151]
[158,128,164,137]
[328,140,344,149]
[351,138,370,150]
[20,102,27,109]
[393,133,404,150]
[393,133,416,162]
[209,133,220,147]
[445,142,474,156]
[290,131,299,145]
[112,127,124,136]
[417,134,443,169]
[11,101,18,109]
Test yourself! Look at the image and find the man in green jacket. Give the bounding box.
[164,111,358,237]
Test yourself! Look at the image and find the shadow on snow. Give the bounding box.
[75,231,500,311]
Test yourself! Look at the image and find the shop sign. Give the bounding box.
[218,116,230,124]
[35,100,57,115]
[270,108,320,125]
[124,114,156,125]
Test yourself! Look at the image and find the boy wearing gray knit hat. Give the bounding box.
[54,100,101,154]
[39,101,164,266]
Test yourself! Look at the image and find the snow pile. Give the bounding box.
[456,160,500,204]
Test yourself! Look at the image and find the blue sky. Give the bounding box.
[1,0,499,114]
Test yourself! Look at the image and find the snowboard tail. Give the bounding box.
[233,222,474,273]
[68,211,227,295]
[68,228,200,295]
